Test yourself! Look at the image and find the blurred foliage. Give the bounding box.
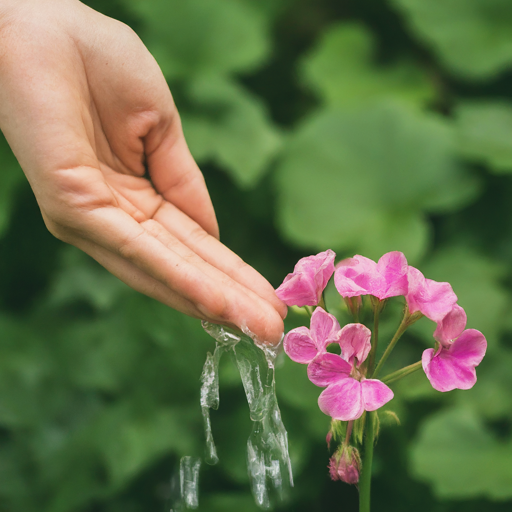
[2,0,512,511]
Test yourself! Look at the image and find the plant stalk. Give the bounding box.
[367,298,383,374]
[381,361,422,385]
[359,411,376,512]
[371,309,411,378]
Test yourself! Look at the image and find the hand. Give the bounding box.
[0,0,286,343]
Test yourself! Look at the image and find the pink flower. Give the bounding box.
[283,307,341,364]
[276,250,335,307]
[307,323,393,421]
[422,305,487,392]
[405,267,457,322]
[334,252,408,300]
[329,446,361,485]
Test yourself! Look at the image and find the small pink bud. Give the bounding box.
[326,431,333,450]
[328,446,361,485]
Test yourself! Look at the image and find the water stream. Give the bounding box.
[176,322,293,509]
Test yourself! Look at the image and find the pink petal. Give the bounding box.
[376,251,408,299]
[297,249,336,294]
[318,379,364,421]
[310,307,342,350]
[449,329,487,368]
[283,326,317,364]
[406,267,458,322]
[334,256,377,297]
[361,379,394,411]
[339,323,372,366]
[307,353,352,387]
[276,250,336,307]
[276,272,317,307]
[422,330,486,392]
[434,304,467,346]
[335,252,408,300]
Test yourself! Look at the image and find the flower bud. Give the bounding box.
[328,446,361,485]
[343,296,362,320]
[326,431,333,450]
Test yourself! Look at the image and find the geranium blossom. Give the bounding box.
[276,249,335,306]
[329,446,361,484]
[283,307,341,364]
[422,304,487,392]
[307,324,393,421]
[405,267,457,322]
[334,251,408,300]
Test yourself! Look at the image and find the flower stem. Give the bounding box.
[344,420,354,447]
[318,294,326,310]
[371,307,416,379]
[304,306,313,318]
[359,411,376,512]
[381,361,422,385]
[367,298,384,375]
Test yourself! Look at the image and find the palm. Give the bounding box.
[0,0,286,343]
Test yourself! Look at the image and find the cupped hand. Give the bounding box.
[0,0,286,343]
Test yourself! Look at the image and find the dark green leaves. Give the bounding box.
[275,103,478,262]
[391,0,512,80]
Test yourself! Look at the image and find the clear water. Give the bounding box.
[177,322,293,509]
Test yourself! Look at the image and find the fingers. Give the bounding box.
[73,238,206,320]
[152,200,288,319]
[70,202,284,344]
[145,117,220,239]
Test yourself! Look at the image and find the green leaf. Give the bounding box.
[182,77,281,188]
[301,22,435,108]
[411,407,512,499]
[390,0,512,80]
[0,134,24,238]
[455,101,512,173]
[125,0,269,79]
[275,102,479,263]
[47,247,129,311]
[202,492,263,512]
[95,404,197,489]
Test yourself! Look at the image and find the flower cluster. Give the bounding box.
[283,307,394,421]
[277,250,487,417]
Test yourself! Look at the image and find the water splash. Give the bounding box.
[177,456,201,510]
[200,321,293,509]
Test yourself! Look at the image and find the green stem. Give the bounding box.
[367,299,383,375]
[359,411,376,512]
[371,310,411,379]
[304,306,313,318]
[344,420,354,447]
[381,361,422,385]
[318,294,326,311]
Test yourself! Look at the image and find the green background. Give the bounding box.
[2,0,512,510]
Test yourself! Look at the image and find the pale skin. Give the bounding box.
[0,0,286,343]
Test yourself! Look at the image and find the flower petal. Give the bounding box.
[449,329,487,368]
[276,273,317,307]
[335,252,408,300]
[339,323,371,366]
[375,251,408,299]
[422,329,486,392]
[361,379,394,411]
[434,304,467,346]
[277,250,336,306]
[334,256,377,298]
[406,267,457,322]
[307,353,352,387]
[283,326,317,364]
[318,379,364,421]
[310,307,341,350]
[422,348,474,392]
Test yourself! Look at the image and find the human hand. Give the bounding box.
[0,0,286,343]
